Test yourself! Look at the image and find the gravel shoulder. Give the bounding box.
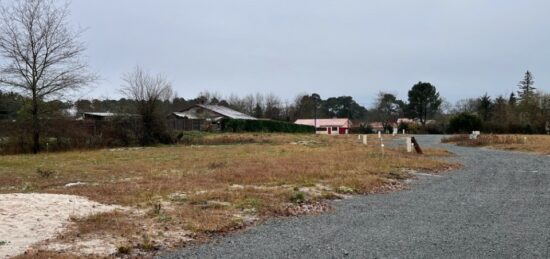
[160,135,550,258]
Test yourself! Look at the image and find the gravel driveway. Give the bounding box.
[160,135,550,258]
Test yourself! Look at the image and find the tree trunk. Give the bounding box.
[31,93,40,154]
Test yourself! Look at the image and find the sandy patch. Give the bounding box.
[0,193,122,258]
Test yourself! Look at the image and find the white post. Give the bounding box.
[406,137,412,153]
[362,135,367,145]
[380,138,385,155]
[392,128,398,136]
[378,131,381,139]
[358,135,361,140]
[402,129,406,135]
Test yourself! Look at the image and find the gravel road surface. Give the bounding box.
[161,135,550,258]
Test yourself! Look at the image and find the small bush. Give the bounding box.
[36,168,56,178]
[117,245,132,254]
[289,191,306,204]
[138,235,157,252]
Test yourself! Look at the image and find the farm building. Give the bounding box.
[167,104,257,131]
[79,112,140,121]
[295,118,352,135]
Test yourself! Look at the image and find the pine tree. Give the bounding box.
[518,71,536,100]
[508,93,517,107]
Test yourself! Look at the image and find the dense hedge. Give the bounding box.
[222,119,314,133]
[448,113,482,133]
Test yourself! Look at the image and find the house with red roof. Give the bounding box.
[295,118,352,135]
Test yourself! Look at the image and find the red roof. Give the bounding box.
[295,118,351,128]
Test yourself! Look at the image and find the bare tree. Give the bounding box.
[197,90,222,104]
[0,0,96,153]
[264,93,282,119]
[121,66,173,145]
[242,94,255,115]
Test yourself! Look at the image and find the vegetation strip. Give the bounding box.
[0,134,456,258]
[442,134,550,155]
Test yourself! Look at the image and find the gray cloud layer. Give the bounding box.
[70,0,550,105]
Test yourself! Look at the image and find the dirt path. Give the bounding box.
[160,135,550,258]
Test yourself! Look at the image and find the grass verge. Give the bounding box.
[442,134,550,155]
[1,133,456,258]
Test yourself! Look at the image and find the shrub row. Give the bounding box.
[221,119,314,133]
[0,118,143,154]
[447,113,549,134]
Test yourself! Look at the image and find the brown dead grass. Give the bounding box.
[442,134,550,155]
[0,133,455,257]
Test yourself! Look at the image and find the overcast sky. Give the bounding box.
[68,0,550,107]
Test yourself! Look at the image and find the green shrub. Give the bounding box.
[289,191,306,204]
[448,113,482,133]
[222,119,314,133]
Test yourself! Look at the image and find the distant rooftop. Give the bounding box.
[82,112,116,117]
[172,104,257,120]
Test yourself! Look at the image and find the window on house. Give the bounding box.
[332,127,337,131]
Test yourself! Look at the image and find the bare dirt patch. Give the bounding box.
[0,193,122,258]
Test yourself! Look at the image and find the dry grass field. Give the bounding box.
[1,133,456,258]
[442,134,550,155]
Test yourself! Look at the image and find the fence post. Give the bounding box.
[378,131,381,139]
[411,137,424,154]
[406,137,412,153]
[363,135,368,145]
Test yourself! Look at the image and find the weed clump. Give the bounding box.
[117,245,132,255]
[137,234,157,252]
[36,168,56,178]
[290,191,306,204]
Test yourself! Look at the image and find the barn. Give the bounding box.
[167,104,257,131]
[294,118,352,135]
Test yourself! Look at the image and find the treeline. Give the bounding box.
[0,90,371,123]
[448,71,550,134]
[72,91,370,123]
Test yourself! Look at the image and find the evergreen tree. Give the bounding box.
[518,71,536,101]
[477,93,493,121]
[508,93,517,107]
[407,82,442,125]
